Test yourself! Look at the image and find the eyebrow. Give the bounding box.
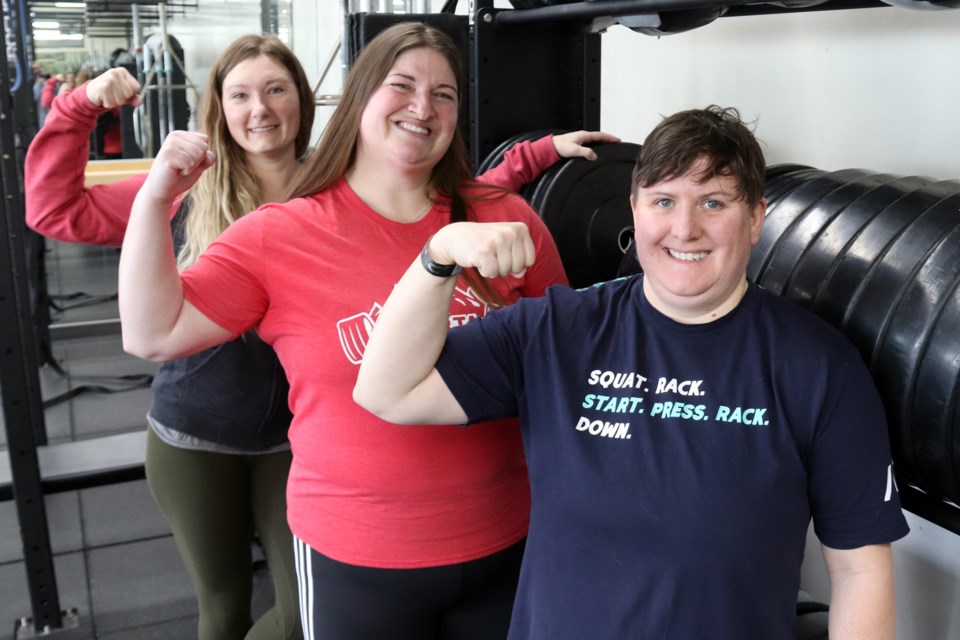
[645,188,732,199]
[224,77,292,91]
[387,72,457,93]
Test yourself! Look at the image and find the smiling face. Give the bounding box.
[355,47,459,177]
[630,156,766,323]
[221,54,301,161]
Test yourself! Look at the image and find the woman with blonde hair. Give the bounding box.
[27,34,312,640]
[116,21,611,639]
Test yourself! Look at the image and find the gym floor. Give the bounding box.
[0,240,277,639]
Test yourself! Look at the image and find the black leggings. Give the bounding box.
[294,536,525,640]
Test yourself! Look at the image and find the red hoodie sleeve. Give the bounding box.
[40,77,58,110]
[476,135,560,193]
[25,82,152,247]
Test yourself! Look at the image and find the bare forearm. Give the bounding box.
[354,247,461,424]
[824,543,896,640]
[356,222,535,424]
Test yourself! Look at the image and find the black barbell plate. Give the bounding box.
[759,171,897,298]
[907,277,960,505]
[872,215,960,504]
[766,163,818,181]
[840,182,960,364]
[810,180,960,331]
[528,156,569,214]
[477,131,534,176]
[786,175,934,312]
[761,168,827,212]
[751,169,872,288]
[477,130,556,180]
[535,142,641,288]
[623,7,725,36]
[617,238,642,279]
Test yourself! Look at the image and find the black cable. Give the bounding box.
[41,376,154,410]
[48,291,119,312]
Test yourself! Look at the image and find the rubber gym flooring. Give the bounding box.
[0,240,277,639]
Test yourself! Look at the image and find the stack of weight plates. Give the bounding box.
[749,166,960,509]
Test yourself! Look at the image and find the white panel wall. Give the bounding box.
[600,7,960,178]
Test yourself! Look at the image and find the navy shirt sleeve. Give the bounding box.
[435,297,535,425]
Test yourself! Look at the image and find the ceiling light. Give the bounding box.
[34,30,84,41]
[54,2,86,7]
[33,21,60,29]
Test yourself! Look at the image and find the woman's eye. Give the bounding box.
[267,86,284,95]
[655,198,673,208]
[230,92,246,100]
[434,91,456,102]
[390,82,411,91]
[703,200,723,210]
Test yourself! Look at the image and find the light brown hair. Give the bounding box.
[178,34,314,269]
[286,21,508,306]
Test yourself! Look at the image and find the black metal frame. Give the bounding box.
[469,6,601,169]
[493,0,891,25]
[1,5,67,633]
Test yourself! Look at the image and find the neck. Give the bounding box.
[647,278,750,325]
[345,160,435,223]
[247,150,299,204]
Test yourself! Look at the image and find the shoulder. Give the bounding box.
[752,286,864,362]
[509,275,635,322]
[463,187,546,228]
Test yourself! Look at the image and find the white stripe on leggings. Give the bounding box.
[294,535,315,640]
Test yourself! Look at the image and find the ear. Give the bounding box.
[749,197,766,246]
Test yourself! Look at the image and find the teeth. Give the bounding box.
[398,122,429,135]
[668,249,708,261]
[249,126,276,133]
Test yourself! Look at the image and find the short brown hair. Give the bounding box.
[631,106,765,207]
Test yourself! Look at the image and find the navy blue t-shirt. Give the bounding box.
[436,275,909,640]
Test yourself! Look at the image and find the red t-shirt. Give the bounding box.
[182,178,568,567]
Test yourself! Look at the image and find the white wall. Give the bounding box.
[600,7,960,178]
[601,8,960,639]
[289,0,344,144]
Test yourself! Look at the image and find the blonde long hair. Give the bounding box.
[177,34,314,269]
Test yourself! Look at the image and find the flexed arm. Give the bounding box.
[478,130,621,192]
[354,221,535,425]
[119,131,231,361]
[25,68,147,246]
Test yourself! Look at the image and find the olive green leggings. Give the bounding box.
[146,428,302,640]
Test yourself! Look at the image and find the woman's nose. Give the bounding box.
[249,94,269,117]
[407,91,433,119]
[671,205,700,240]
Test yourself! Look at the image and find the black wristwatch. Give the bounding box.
[420,238,462,278]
